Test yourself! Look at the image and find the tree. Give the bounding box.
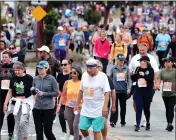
[83,8,101,25]
[43,8,60,48]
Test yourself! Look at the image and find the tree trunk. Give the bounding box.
[104,8,110,25]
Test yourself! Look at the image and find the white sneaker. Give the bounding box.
[141,120,146,127]
[60,133,70,140]
[68,135,74,140]
[53,117,57,124]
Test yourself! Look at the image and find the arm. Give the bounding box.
[163,43,171,58]
[55,59,62,74]
[127,68,132,92]
[110,43,115,61]
[74,90,83,111]
[58,81,68,105]
[4,89,13,113]
[103,92,110,108]
[124,45,128,58]
[111,89,116,107]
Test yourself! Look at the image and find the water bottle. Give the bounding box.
[35,88,40,94]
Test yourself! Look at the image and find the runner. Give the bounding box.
[52,26,70,62]
[158,57,176,132]
[57,65,82,140]
[8,44,22,63]
[131,56,154,132]
[56,59,71,140]
[74,58,110,140]
[31,61,58,140]
[110,54,132,127]
[94,30,110,73]
[0,40,6,61]
[0,51,15,140]
[3,61,33,140]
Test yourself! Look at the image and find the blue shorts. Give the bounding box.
[79,115,105,132]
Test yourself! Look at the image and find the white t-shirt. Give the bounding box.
[80,71,110,118]
[129,53,159,73]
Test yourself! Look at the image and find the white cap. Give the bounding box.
[37,45,50,53]
[57,26,63,30]
[16,30,22,34]
[86,58,97,67]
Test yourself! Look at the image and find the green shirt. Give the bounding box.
[158,68,176,97]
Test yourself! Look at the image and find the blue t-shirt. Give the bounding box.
[52,33,70,50]
[155,34,171,51]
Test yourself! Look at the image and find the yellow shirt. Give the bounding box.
[66,80,82,107]
[110,41,127,60]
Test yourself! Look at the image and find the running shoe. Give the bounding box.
[110,122,116,127]
[141,120,146,127]
[68,135,74,140]
[134,125,140,132]
[60,133,69,140]
[167,124,174,132]
[9,136,15,140]
[146,123,150,131]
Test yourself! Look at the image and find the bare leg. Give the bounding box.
[101,118,108,140]
[133,100,136,112]
[93,131,101,140]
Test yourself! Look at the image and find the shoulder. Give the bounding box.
[53,34,58,38]
[25,74,33,80]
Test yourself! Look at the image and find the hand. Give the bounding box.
[37,91,43,96]
[102,106,108,117]
[127,90,131,94]
[139,71,144,76]
[30,87,35,91]
[130,72,134,76]
[56,105,61,114]
[111,106,116,113]
[74,105,80,112]
[3,104,8,114]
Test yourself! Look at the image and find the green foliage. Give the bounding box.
[43,8,60,47]
[83,8,101,25]
[1,17,7,25]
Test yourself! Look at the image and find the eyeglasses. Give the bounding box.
[9,48,15,50]
[71,71,77,75]
[61,63,68,66]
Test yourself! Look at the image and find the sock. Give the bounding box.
[85,135,92,140]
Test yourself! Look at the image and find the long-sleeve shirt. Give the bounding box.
[110,41,127,60]
[33,74,59,110]
[94,38,110,59]
[110,65,132,93]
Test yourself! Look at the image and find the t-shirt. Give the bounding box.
[10,74,33,98]
[80,71,110,118]
[52,33,70,50]
[158,68,176,97]
[129,54,159,73]
[155,33,171,51]
[57,73,70,92]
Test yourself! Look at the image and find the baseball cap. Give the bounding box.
[57,26,64,30]
[37,45,50,53]
[163,57,174,62]
[96,60,103,68]
[36,61,49,69]
[16,30,22,34]
[117,54,125,61]
[86,58,97,67]
[138,56,150,62]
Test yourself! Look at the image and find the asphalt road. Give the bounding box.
[1,55,175,140]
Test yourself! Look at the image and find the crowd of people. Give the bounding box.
[0,2,176,140]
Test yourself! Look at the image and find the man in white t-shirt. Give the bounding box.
[129,43,159,127]
[74,58,110,140]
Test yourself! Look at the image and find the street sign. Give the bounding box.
[26,7,35,18]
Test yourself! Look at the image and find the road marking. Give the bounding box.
[1,130,36,137]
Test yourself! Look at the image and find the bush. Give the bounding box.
[83,8,101,25]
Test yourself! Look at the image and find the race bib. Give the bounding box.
[116,72,126,81]
[68,100,76,108]
[163,82,172,91]
[160,42,167,47]
[84,87,94,99]
[12,57,18,63]
[138,78,147,87]
[59,39,66,46]
[1,80,10,90]
[132,40,137,45]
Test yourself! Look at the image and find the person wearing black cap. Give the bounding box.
[131,56,154,132]
[110,54,132,127]
[158,57,176,132]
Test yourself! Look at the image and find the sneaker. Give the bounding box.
[141,120,146,127]
[68,135,74,140]
[165,124,169,130]
[9,136,15,140]
[60,133,69,140]
[134,125,140,132]
[146,123,150,131]
[168,124,174,132]
[110,122,116,127]
[53,117,57,124]
[121,123,125,127]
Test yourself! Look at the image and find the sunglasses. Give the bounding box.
[61,63,68,66]
[71,71,77,75]
[9,48,15,50]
